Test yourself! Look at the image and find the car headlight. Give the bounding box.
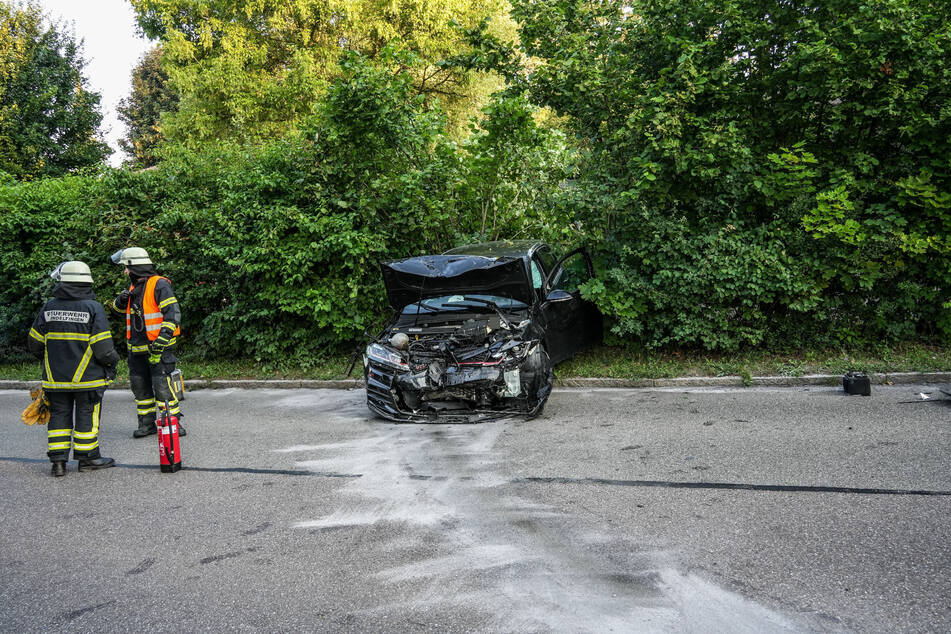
[366,343,408,369]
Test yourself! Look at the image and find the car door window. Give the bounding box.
[551,252,591,293]
[530,259,544,291]
[535,247,555,275]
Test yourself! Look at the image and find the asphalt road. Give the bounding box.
[1,384,948,633]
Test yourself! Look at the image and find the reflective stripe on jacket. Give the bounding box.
[28,289,119,391]
[126,275,182,341]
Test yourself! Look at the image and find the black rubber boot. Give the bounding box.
[51,461,66,477]
[133,421,157,438]
[78,457,115,472]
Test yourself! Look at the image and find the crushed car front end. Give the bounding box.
[364,254,554,423]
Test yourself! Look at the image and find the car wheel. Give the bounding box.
[522,345,554,419]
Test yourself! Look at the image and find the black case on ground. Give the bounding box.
[843,371,871,396]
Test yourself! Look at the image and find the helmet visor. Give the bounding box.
[110,249,125,265]
[49,262,64,281]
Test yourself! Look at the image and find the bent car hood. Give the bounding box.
[381,255,534,310]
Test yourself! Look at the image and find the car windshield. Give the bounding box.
[401,294,528,314]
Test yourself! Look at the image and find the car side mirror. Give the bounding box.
[545,289,573,303]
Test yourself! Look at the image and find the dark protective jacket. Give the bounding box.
[112,271,181,355]
[27,283,120,391]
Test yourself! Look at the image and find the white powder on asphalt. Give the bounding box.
[281,418,804,632]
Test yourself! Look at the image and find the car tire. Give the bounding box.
[522,345,554,419]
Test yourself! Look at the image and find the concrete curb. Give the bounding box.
[559,372,951,388]
[2,372,949,392]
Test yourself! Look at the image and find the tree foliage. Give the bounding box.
[128,0,514,144]
[0,2,109,179]
[1,55,462,362]
[3,1,948,360]
[510,0,951,348]
[455,94,578,243]
[118,46,178,167]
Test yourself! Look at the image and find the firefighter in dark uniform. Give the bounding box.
[27,261,120,477]
[109,247,186,438]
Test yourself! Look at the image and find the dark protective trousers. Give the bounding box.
[46,391,103,461]
[127,353,181,426]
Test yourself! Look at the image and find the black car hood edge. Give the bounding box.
[381,255,534,310]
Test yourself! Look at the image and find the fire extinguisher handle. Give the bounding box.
[163,399,174,464]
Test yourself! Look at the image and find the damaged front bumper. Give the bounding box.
[364,339,553,423]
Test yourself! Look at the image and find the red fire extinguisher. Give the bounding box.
[158,398,182,473]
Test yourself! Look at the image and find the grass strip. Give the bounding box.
[2,343,948,382]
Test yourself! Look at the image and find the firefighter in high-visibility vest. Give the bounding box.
[27,261,120,476]
[109,247,187,438]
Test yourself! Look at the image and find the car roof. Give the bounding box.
[443,240,547,259]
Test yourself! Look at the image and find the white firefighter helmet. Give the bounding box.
[50,261,93,284]
[110,246,152,266]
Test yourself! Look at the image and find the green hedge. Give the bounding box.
[513,0,951,349]
[1,41,948,362]
[0,60,463,364]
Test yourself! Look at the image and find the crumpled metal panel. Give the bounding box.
[381,255,533,309]
[369,341,553,424]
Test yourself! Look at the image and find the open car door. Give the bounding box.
[540,248,603,364]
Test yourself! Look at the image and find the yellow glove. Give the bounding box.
[21,387,50,425]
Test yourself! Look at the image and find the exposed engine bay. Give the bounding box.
[364,307,553,423]
[363,245,601,423]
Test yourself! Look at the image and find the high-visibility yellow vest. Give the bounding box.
[126,275,181,341]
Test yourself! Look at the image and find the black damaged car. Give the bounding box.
[363,240,602,422]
